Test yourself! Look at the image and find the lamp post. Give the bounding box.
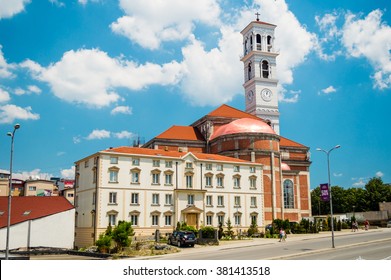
[5,123,21,260]
[316,144,340,249]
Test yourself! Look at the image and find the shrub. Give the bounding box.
[95,233,112,253]
[201,226,215,239]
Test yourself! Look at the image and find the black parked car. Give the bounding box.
[168,231,196,247]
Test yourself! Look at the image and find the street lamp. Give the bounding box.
[316,144,340,249]
[5,123,21,260]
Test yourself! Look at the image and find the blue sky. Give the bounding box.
[0,0,390,189]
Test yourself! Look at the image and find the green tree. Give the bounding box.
[224,218,234,238]
[111,221,134,251]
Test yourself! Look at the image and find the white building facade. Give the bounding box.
[74,147,264,248]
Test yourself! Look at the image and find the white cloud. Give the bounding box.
[114,130,134,139]
[0,0,30,19]
[352,179,366,187]
[12,169,53,181]
[86,129,111,140]
[61,166,75,179]
[321,86,337,94]
[0,104,40,124]
[27,85,42,94]
[375,171,384,178]
[179,28,243,106]
[333,172,343,177]
[21,49,183,108]
[110,0,221,50]
[278,87,300,103]
[342,9,391,89]
[0,88,10,103]
[0,45,14,78]
[111,105,132,115]
[83,129,134,141]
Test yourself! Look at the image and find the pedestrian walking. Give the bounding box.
[279,228,286,242]
[364,220,369,231]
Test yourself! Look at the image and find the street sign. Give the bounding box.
[320,183,330,201]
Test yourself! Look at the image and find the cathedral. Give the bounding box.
[74,18,311,248]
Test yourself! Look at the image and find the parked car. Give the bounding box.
[168,231,196,247]
[387,220,391,228]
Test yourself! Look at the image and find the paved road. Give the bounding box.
[26,228,391,260]
[135,228,391,260]
[284,240,391,260]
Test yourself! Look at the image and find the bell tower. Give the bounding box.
[241,16,280,134]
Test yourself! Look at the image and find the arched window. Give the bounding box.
[283,179,294,209]
[267,36,272,52]
[256,34,262,50]
[248,62,252,81]
[250,36,253,51]
[261,60,269,78]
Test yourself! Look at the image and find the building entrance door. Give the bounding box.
[186,213,197,227]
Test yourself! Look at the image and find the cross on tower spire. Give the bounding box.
[255,12,260,21]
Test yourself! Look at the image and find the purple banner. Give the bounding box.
[320,183,330,202]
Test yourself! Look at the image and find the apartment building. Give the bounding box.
[74,147,264,248]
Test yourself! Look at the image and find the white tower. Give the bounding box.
[241,17,280,134]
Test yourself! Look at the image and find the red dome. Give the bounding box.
[210,118,276,140]
[281,162,291,171]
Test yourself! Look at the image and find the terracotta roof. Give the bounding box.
[192,152,255,164]
[280,136,307,148]
[0,196,74,228]
[210,118,275,140]
[207,104,261,120]
[102,146,256,164]
[102,146,185,157]
[155,125,204,141]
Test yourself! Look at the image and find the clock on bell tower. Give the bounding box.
[241,15,280,134]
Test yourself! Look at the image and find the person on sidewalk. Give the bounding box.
[279,228,286,242]
[364,220,369,231]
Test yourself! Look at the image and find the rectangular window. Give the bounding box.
[110,157,118,164]
[131,172,139,183]
[205,164,212,170]
[251,215,257,224]
[234,177,241,188]
[234,165,240,172]
[186,175,193,188]
[132,158,140,166]
[251,196,257,207]
[206,195,212,206]
[250,166,256,173]
[85,160,89,168]
[152,194,159,205]
[217,164,223,171]
[152,215,159,226]
[152,173,160,184]
[29,186,36,191]
[234,215,241,226]
[250,177,257,189]
[109,192,117,204]
[165,161,173,168]
[165,173,173,185]
[206,215,213,226]
[217,195,224,207]
[153,160,160,167]
[131,193,139,204]
[130,215,138,226]
[217,177,224,187]
[109,170,118,183]
[234,196,241,207]
[109,214,116,226]
[186,162,193,169]
[165,194,172,205]
[205,176,212,187]
[165,215,172,226]
[218,215,224,225]
[187,194,194,205]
